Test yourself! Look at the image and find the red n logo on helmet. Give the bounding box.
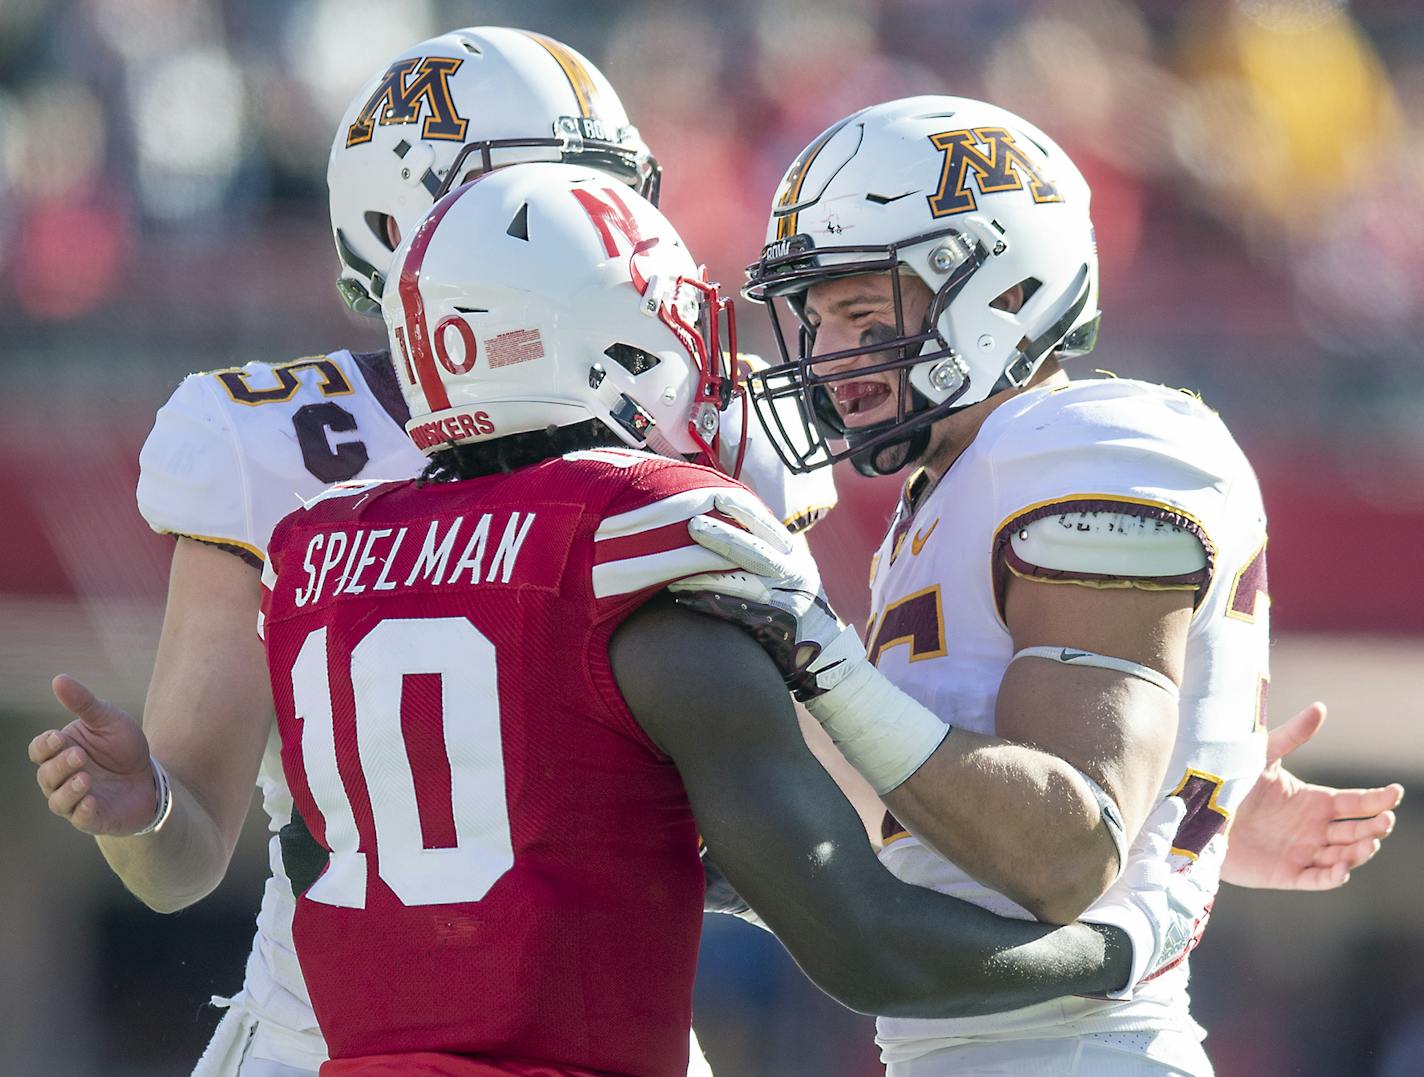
[571,187,660,292]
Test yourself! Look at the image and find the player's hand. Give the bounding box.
[668,493,860,699]
[1222,702,1403,890]
[28,675,160,836]
[1080,796,1215,998]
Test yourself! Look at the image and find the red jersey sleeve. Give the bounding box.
[583,451,749,603]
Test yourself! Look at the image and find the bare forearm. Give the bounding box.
[95,773,233,912]
[884,730,1118,923]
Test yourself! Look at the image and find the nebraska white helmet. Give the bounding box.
[330,27,658,315]
[381,163,742,469]
[743,95,1099,476]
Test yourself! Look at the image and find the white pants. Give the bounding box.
[885,1029,1212,1077]
[193,1000,718,1077]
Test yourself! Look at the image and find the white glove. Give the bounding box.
[671,494,950,794]
[1080,796,1218,1000]
[668,492,860,700]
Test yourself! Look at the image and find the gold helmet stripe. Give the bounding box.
[774,115,856,240]
[525,31,600,119]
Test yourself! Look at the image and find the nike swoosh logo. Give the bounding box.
[911,520,938,555]
[1059,648,1091,661]
[865,190,916,205]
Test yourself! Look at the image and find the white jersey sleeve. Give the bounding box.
[983,380,1247,603]
[137,351,428,561]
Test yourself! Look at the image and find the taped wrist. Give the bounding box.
[805,646,951,795]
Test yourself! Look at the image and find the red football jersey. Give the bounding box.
[260,448,746,1077]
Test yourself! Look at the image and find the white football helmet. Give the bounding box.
[743,95,1100,476]
[330,27,658,315]
[381,163,742,469]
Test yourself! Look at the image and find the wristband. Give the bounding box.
[804,636,951,795]
[132,756,174,837]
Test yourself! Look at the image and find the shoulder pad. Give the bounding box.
[1007,511,1208,583]
[137,374,261,559]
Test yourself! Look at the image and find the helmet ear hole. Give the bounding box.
[365,212,400,251]
[604,343,662,376]
[991,278,1040,314]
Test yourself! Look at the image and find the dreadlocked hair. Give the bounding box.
[420,419,637,483]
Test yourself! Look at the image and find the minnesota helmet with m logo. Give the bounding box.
[744,96,1100,476]
[329,27,660,317]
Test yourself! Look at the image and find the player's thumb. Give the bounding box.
[51,674,122,731]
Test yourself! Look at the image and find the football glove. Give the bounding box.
[668,492,859,700]
[1080,796,1217,999]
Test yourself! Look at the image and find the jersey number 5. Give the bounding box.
[287,617,514,908]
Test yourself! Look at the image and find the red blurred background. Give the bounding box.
[1,1,1421,1074]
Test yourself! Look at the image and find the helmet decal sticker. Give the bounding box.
[485,329,546,369]
[571,186,659,292]
[433,315,478,375]
[346,57,469,148]
[926,127,1062,218]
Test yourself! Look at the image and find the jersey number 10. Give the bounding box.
[286,618,514,908]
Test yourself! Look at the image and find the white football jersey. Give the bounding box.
[138,349,427,1061]
[866,379,1268,1060]
[136,346,835,1071]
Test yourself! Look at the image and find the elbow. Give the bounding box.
[138,893,193,915]
[131,876,221,914]
[1013,855,1116,926]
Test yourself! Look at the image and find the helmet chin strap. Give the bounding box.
[847,407,932,477]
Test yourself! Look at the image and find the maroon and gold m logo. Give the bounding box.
[346,57,468,147]
[926,127,1062,218]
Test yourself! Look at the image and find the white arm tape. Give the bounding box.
[1011,646,1179,700]
[804,631,951,795]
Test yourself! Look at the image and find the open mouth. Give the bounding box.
[832,380,895,425]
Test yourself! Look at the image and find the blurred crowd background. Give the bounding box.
[1,0,1421,1074]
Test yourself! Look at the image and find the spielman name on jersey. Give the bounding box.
[292,511,537,607]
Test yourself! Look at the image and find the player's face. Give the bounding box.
[802,272,934,429]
